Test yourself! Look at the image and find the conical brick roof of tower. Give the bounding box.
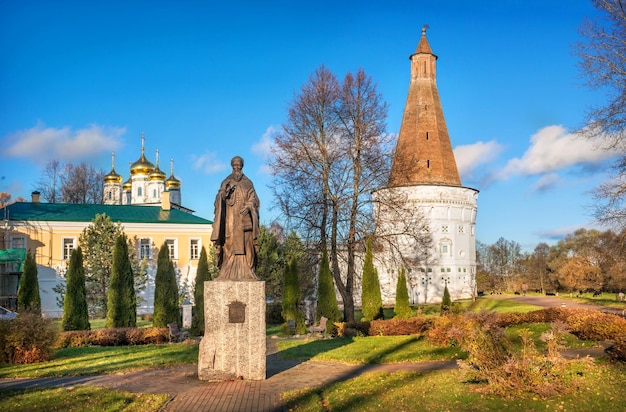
[388,27,462,187]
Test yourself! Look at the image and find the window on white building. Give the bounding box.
[138,187,142,197]
[62,238,76,261]
[190,239,200,260]
[139,238,152,260]
[165,239,177,260]
[441,225,449,233]
[458,225,465,234]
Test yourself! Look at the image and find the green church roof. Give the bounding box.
[2,202,212,225]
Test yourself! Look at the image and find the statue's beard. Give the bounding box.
[233,171,243,181]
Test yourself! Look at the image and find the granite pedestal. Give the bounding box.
[198,280,266,381]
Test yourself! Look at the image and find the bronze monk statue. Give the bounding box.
[211,156,260,280]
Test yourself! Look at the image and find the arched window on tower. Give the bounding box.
[427,160,430,168]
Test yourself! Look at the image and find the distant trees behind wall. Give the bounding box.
[36,160,104,204]
[477,228,626,295]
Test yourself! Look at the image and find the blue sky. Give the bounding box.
[1,0,621,251]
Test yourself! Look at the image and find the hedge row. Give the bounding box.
[57,327,169,347]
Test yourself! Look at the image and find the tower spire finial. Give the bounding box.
[141,132,145,155]
[170,158,174,176]
[155,149,159,166]
[422,24,429,36]
[111,152,115,169]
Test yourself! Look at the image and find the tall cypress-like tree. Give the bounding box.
[62,247,90,331]
[394,267,412,319]
[17,250,41,314]
[281,257,305,334]
[281,257,300,321]
[191,246,214,336]
[441,284,451,315]
[153,243,179,327]
[315,249,340,331]
[361,238,383,321]
[106,234,136,328]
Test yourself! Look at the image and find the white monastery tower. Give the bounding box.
[374,28,479,305]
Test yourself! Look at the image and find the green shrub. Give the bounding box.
[0,312,58,364]
[57,327,169,347]
[106,234,136,328]
[441,284,451,314]
[17,251,41,315]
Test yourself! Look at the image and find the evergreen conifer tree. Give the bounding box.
[394,267,413,319]
[441,283,452,314]
[17,250,41,314]
[315,249,340,331]
[281,257,305,334]
[361,238,383,321]
[106,234,136,328]
[191,246,213,336]
[62,247,90,331]
[153,243,179,327]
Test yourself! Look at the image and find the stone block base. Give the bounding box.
[198,280,266,380]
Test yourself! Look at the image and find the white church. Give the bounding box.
[372,28,479,305]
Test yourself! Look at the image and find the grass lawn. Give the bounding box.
[0,343,199,378]
[278,335,464,363]
[284,362,626,412]
[0,386,169,412]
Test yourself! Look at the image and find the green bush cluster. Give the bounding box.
[57,327,169,347]
[0,313,58,364]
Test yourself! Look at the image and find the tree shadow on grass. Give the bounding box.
[275,335,458,411]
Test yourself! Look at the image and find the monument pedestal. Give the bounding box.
[198,280,266,381]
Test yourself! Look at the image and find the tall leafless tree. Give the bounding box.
[37,161,104,204]
[271,66,426,321]
[576,0,626,229]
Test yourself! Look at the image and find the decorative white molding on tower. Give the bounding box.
[374,27,479,305]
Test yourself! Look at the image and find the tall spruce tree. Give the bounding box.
[315,249,340,331]
[153,243,179,327]
[62,247,90,331]
[17,250,41,314]
[106,235,136,328]
[394,267,412,319]
[361,238,383,321]
[191,246,214,336]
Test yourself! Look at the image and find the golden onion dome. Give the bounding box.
[165,174,181,189]
[122,177,132,191]
[104,168,123,184]
[149,165,166,181]
[130,152,155,176]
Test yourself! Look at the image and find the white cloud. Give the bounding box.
[453,140,503,179]
[533,172,562,192]
[190,151,227,174]
[251,126,276,159]
[498,125,619,179]
[3,122,125,164]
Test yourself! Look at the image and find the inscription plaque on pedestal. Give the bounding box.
[228,301,246,323]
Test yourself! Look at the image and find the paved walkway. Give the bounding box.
[0,296,619,411]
